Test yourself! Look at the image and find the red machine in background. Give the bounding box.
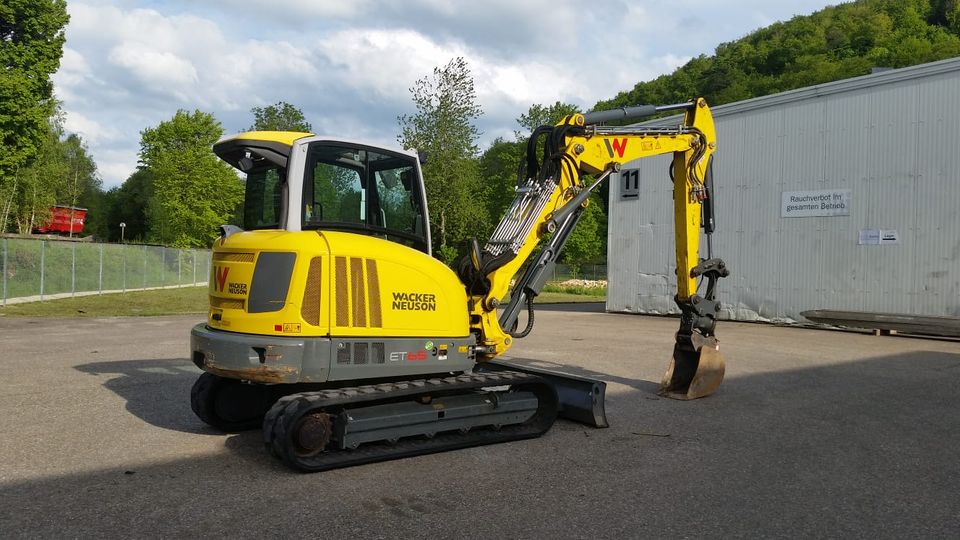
[34,205,87,235]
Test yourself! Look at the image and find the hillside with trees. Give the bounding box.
[595,0,960,110]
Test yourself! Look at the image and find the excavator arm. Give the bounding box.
[461,98,728,400]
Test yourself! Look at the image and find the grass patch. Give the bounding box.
[0,286,208,317]
[533,291,606,304]
[541,283,607,298]
[0,282,605,318]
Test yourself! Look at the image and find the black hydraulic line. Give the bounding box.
[500,204,585,336]
[581,105,657,125]
[702,157,717,259]
[510,296,535,338]
[526,126,552,182]
[543,167,615,234]
[654,101,696,113]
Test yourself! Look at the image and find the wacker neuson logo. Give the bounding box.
[391,292,437,311]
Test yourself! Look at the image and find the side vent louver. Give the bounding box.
[334,257,383,328]
[354,342,368,365]
[336,343,351,364]
[335,342,386,365]
[350,258,367,327]
[335,257,349,327]
[301,257,322,326]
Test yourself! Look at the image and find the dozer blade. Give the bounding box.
[659,334,725,400]
[477,359,609,428]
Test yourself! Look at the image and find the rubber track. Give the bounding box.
[262,371,558,472]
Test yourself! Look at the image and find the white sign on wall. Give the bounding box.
[781,189,851,218]
[858,229,900,245]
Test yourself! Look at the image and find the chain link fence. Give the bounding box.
[549,263,607,282]
[2,237,211,305]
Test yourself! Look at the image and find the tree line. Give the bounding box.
[4,0,960,267]
[595,0,960,109]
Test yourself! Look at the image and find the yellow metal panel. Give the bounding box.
[323,231,469,338]
[213,252,254,263]
[221,131,314,146]
[210,297,244,310]
[672,151,700,299]
[208,229,468,339]
[208,230,331,337]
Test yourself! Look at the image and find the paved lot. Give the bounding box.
[1,308,959,538]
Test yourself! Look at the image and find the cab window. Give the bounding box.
[243,165,284,230]
[302,143,427,252]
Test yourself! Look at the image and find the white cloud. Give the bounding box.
[61,111,123,146]
[108,45,199,90]
[313,29,456,101]
[96,150,141,187]
[54,0,840,188]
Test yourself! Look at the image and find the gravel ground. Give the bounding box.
[1,309,958,538]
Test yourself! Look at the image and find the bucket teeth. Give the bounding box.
[660,335,725,400]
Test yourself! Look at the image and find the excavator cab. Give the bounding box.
[214,132,431,254]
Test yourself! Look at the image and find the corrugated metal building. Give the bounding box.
[606,57,960,321]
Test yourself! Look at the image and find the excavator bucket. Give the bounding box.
[659,335,725,400]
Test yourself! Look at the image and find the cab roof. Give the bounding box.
[221,131,314,146]
[213,131,314,170]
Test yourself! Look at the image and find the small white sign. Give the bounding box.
[781,189,851,218]
[858,229,900,245]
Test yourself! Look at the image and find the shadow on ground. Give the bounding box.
[501,357,662,394]
[75,358,212,435]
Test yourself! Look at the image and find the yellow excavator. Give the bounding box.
[190,98,729,471]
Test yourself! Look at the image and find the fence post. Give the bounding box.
[142,245,147,289]
[98,243,103,294]
[71,242,76,297]
[2,238,7,306]
[161,248,165,287]
[39,240,45,301]
[192,250,197,285]
[178,249,182,287]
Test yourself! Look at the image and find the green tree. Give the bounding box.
[560,193,606,269]
[139,110,243,247]
[60,133,100,237]
[518,102,606,266]
[593,0,960,112]
[514,101,581,138]
[0,0,69,192]
[479,137,523,231]
[398,57,488,263]
[1,110,104,236]
[478,101,609,267]
[103,168,153,242]
[8,118,66,233]
[248,101,312,132]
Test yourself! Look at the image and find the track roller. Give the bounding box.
[263,371,558,472]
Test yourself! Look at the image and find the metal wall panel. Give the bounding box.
[607,59,960,320]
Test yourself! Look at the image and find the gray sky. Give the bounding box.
[53,0,840,188]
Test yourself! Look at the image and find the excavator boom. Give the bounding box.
[462,98,728,400]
